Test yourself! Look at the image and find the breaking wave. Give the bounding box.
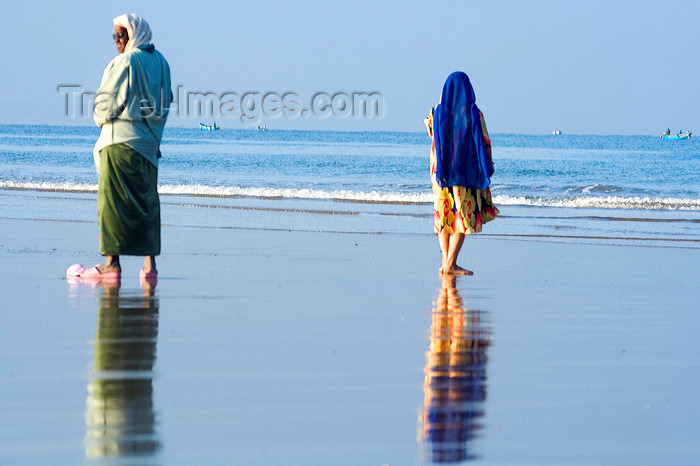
[493,194,700,211]
[2,180,699,211]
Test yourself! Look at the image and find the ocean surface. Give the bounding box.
[1,124,699,244]
[2,125,700,464]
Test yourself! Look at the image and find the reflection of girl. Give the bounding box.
[419,275,490,463]
[425,72,499,275]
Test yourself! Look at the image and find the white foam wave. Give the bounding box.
[0,180,431,204]
[493,194,700,211]
[580,183,623,194]
[158,184,432,204]
[3,180,699,211]
[0,180,98,192]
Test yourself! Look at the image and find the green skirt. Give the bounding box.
[98,143,160,256]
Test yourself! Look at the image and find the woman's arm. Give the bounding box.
[93,60,129,128]
[424,108,433,138]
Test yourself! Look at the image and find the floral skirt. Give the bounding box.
[432,180,499,235]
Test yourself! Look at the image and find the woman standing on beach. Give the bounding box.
[425,72,498,275]
[67,14,172,282]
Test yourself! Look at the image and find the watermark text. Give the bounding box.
[58,85,384,124]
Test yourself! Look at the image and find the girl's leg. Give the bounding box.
[438,232,451,274]
[443,233,472,275]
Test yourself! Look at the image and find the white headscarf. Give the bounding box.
[113,13,152,53]
[93,14,156,171]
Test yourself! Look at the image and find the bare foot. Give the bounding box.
[97,261,121,274]
[441,265,473,276]
[142,256,157,275]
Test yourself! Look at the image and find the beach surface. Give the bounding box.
[1,192,699,464]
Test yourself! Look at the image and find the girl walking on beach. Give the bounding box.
[67,14,172,283]
[425,72,498,275]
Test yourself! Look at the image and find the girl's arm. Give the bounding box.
[479,112,493,166]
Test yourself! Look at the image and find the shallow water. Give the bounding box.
[1,217,699,464]
[2,189,699,249]
[1,124,700,463]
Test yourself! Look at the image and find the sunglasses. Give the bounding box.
[112,32,126,40]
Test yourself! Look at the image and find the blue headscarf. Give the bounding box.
[433,72,494,190]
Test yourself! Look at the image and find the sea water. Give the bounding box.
[2,125,700,464]
[1,125,699,244]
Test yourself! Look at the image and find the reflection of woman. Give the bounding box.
[85,281,160,458]
[67,14,171,281]
[425,72,499,275]
[419,275,491,463]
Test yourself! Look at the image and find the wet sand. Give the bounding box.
[1,209,699,464]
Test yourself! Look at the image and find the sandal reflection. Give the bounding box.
[85,280,161,459]
[419,275,491,463]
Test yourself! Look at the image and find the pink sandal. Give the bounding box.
[66,263,121,280]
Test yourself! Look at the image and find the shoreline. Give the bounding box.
[2,188,699,252]
[4,215,700,249]
[4,182,700,212]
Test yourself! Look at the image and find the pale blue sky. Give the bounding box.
[1,0,698,134]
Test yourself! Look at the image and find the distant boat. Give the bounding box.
[257,124,268,131]
[661,130,691,140]
[552,130,562,135]
[200,122,220,131]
